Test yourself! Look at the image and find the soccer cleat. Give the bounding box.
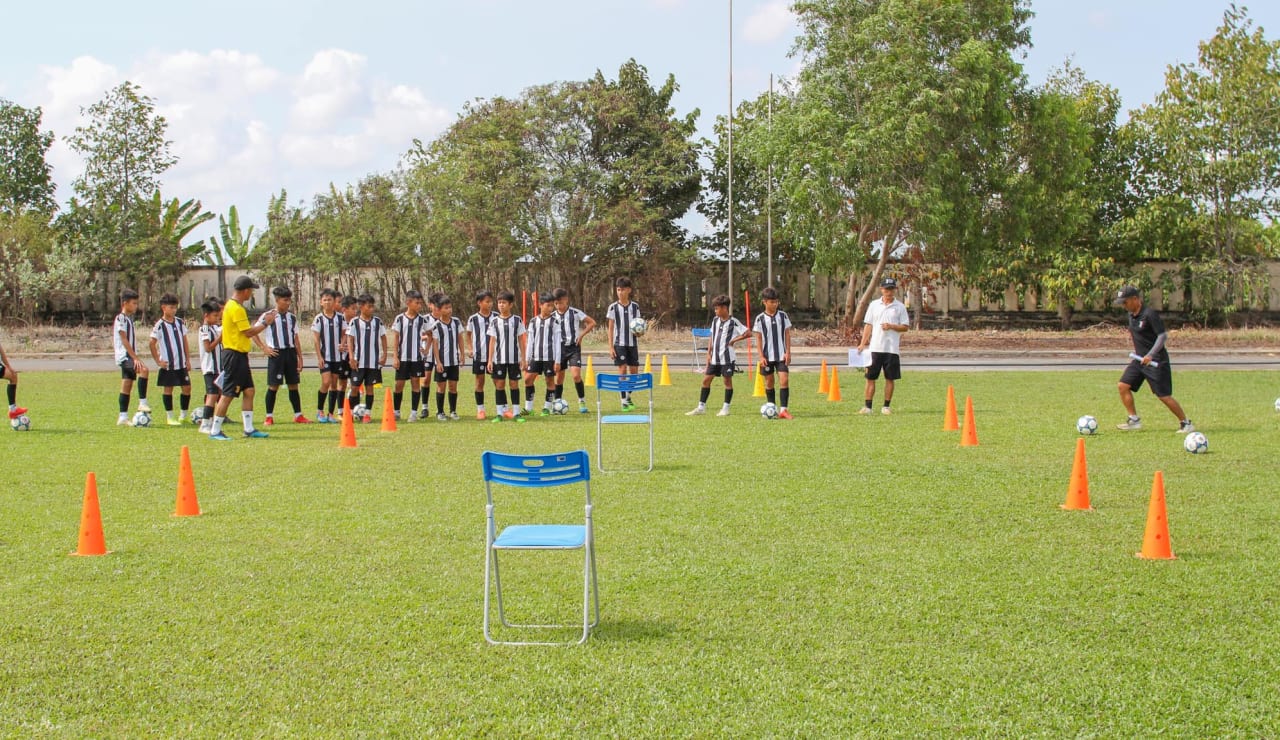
[166,417,182,426]
[858,407,872,415]
[502,409,515,420]
[578,403,589,414]
[199,421,212,434]
[778,409,793,420]
[1116,418,1142,431]
[209,432,231,441]
[361,415,373,424]
[264,416,275,426]
[8,407,28,419]
[138,400,152,413]
[117,416,134,427]
[881,407,892,415]
[540,409,551,417]
[716,407,731,417]
[449,412,459,421]
[405,411,417,423]
[686,406,706,416]
[490,415,503,424]
[477,409,487,421]
[1177,421,1195,434]
[621,401,636,412]
[244,429,269,438]
[294,415,313,424]
[437,413,448,421]
[514,415,526,424]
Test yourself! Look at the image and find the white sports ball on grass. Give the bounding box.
[628,317,647,336]
[353,404,368,420]
[190,407,206,425]
[551,398,570,415]
[1076,415,1098,435]
[132,411,152,428]
[11,414,31,431]
[760,402,779,419]
[1274,397,1280,412]
[1183,431,1208,454]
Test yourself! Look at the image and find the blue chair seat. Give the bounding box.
[600,414,650,425]
[494,524,587,549]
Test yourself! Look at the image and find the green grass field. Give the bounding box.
[2,368,1278,736]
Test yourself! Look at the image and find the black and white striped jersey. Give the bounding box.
[345,316,386,369]
[311,312,346,363]
[466,312,492,362]
[708,315,748,366]
[526,314,563,363]
[431,317,464,367]
[262,311,297,350]
[606,301,642,347]
[151,318,189,370]
[390,312,429,361]
[556,306,588,345]
[112,313,135,364]
[753,310,792,362]
[199,324,222,375]
[486,315,525,365]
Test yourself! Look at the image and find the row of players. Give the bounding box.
[110,277,798,437]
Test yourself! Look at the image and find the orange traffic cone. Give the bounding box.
[380,388,398,432]
[817,360,829,394]
[340,397,358,448]
[827,367,842,402]
[943,385,959,431]
[960,396,979,446]
[71,472,109,556]
[1137,471,1175,560]
[659,355,672,386]
[174,445,201,517]
[1060,438,1092,511]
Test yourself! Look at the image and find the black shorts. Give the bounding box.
[613,345,639,367]
[217,349,254,397]
[267,348,301,386]
[119,358,138,380]
[319,360,350,380]
[471,359,489,375]
[526,360,557,378]
[1120,360,1173,397]
[350,368,383,387]
[433,365,460,383]
[157,368,191,388]
[203,372,221,398]
[395,360,426,381]
[865,352,901,381]
[759,360,789,376]
[491,362,522,381]
[705,362,738,378]
[562,344,583,368]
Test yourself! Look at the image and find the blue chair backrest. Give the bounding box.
[691,328,712,338]
[595,373,653,392]
[482,451,591,487]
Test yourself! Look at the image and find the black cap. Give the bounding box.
[880,278,897,289]
[233,276,260,291]
[1113,285,1140,304]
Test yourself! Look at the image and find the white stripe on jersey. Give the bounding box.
[311,312,346,363]
[199,324,222,375]
[556,307,588,345]
[526,315,563,363]
[432,317,464,366]
[391,313,427,361]
[466,312,493,361]
[113,313,135,363]
[263,312,297,350]
[753,310,792,362]
[708,316,748,366]
[345,316,385,369]
[607,301,642,347]
[151,318,188,369]
[486,315,525,364]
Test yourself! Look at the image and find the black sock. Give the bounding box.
[699,387,710,404]
[496,389,507,406]
[725,388,734,404]
[883,399,891,408]
[525,385,535,402]
[436,393,445,415]
[180,394,191,412]
[138,377,148,398]
[328,390,340,414]
[555,384,564,400]
[364,394,373,410]
[766,388,776,405]
[202,404,214,420]
[163,395,174,412]
[574,380,585,400]
[318,391,327,413]
[288,389,301,414]
[119,393,130,413]
[7,384,15,405]
[780,388,789,408]
[265,389,277,414]
[475,391,485,406]
[394,392,403,413]
[545,389,554,404]
[448,392,457,413]
[350,392,361,409]
[865,399,873,409]
[420,387,431,410]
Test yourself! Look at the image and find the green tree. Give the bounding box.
[0,99,57,216]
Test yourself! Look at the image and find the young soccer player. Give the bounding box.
[148,293,193,426]
[311,288,346,423]
[753,287,794,419]
[687,295,751,417]
[430,295,465,420]
[209,275,279,441]
[486,290,526,422]
[255,286,309,425]
[419,292,443,417]
[389,290,429,421]
[113,288,151,425]
[464,290,495,419]
[345,294,387,422]
[197,298,223,433]
[0,336,27,421]
[523,293,563,416]
[336,295,358,417]
[606,277,642,409]
[552,287,596,413]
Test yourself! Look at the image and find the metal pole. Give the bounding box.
[727,0,734,297]
[766,73,773,287]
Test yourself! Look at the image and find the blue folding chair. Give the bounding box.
[594,373,654,472]
[482,450,599,646]
[691,327,712,370]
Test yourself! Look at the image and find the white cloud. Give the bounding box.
[291,49,369,131]
[742,1,795,44]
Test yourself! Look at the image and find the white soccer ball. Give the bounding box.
[132,411,152,428]
[628,317,647,336]
[760,402,779,419]
[1274,397,1280,413]
[1076,415,1098,435]
[190,407,206,425]
[1183,431,1208,454]
[353,404,368,420]
[551,398,570,415]
[10,414,31,431]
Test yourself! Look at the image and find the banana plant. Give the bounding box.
[149,191,215,264]
[203,205,257,266]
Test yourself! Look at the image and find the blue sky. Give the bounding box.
[2,0,1275,242]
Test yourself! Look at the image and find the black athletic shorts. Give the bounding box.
[350,368,383,387]
[395,360,426,381]
[865,352,902,381]
[217,349,254,397]
[433,365,460,383]
[705,362,738,378]
[526,360,557,378]
[471,359,488,375]
[203,372,220,398]
[319,360,350,380]
[267,348,301,386]
[491,362,522,381]
[562,344,583,368]
[119,358,138,380]
[1120,359,1173,397]
[157,368,191,387]
[612,345,639,368]
[759,360,789,376]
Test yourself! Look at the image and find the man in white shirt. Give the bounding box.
[856,277,910,415]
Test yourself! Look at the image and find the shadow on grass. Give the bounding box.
[595,618,677,642]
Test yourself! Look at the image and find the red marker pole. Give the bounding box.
[521,290,528,324]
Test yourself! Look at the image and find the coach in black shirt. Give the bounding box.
[1113,286,1195,433]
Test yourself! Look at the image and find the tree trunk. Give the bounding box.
[846,218,904,333]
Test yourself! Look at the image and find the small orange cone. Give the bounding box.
[380,388,398,432]
[174,445,201,517]
[943,385,959,431]
[584,356,596,387]
[960,396,979,446]
[827,367,842,402]
[1137,471,1175,560]
[71,472,109,556]
[817,360,829,394]
[339,397,358,448]
[659,355,672,386]
[1060,438,1092,511]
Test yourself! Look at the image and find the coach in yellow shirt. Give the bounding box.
[209,275,279,440]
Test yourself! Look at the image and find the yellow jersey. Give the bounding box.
[221,298,253,353]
